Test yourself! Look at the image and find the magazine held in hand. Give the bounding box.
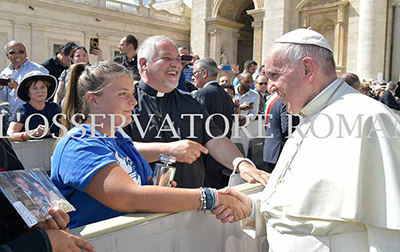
[0,168,75,228]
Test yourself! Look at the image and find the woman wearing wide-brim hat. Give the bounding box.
[7,71,61,141]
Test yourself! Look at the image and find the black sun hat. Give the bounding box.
[17,71,58,102]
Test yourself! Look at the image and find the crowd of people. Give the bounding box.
[1,28,400,251]
[0,34,267,251]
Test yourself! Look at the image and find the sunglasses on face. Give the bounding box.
[257,82,268,85]
[8,50,25,56]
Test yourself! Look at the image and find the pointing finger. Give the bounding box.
[194,142,208,155]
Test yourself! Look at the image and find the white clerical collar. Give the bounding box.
[300,78,342,118]
[156,91,165,97]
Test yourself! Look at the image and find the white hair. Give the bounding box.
[137,35,177,75]
[269,43,336,75]
[388,82,398,91]
[194,58,219,78]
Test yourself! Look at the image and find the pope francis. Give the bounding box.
[212,29,400,252]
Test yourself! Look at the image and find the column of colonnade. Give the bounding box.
[356,0,388,80]
[391,0,400,82]
[247,8,265,65]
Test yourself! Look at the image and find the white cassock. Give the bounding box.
[244,78,400,252]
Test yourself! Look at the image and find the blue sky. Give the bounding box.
[118,0,192,8]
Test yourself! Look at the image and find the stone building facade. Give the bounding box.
[0,0,190,71]
[191,0,400,82]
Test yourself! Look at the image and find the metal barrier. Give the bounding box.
[72,183,267,252]
[11,138,55,172]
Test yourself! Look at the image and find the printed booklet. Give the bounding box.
[0,168,75,228]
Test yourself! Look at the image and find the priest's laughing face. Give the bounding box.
[144,41,181,93]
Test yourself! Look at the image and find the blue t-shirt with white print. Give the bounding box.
[51,124,153,228]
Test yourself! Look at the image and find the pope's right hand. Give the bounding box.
[212,187,252,223]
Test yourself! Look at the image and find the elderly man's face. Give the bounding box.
[192,64,206,88]
[265,51,305,114]
[6,43,27,68]
[144,41,181,92]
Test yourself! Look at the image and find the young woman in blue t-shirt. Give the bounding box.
[51,62,249,228]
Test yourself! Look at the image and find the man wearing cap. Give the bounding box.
[42,42,77,79]
[0,40,49,120]
[213,29,400,251]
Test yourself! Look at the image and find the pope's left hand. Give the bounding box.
[238,162,269,186]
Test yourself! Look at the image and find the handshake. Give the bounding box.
[211,187,253,223]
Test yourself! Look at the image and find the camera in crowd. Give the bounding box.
[181,55,193,62]
[0,78,10,86]
[89,38,99,54]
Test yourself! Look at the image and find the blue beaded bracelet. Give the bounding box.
[204,187,215,210]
